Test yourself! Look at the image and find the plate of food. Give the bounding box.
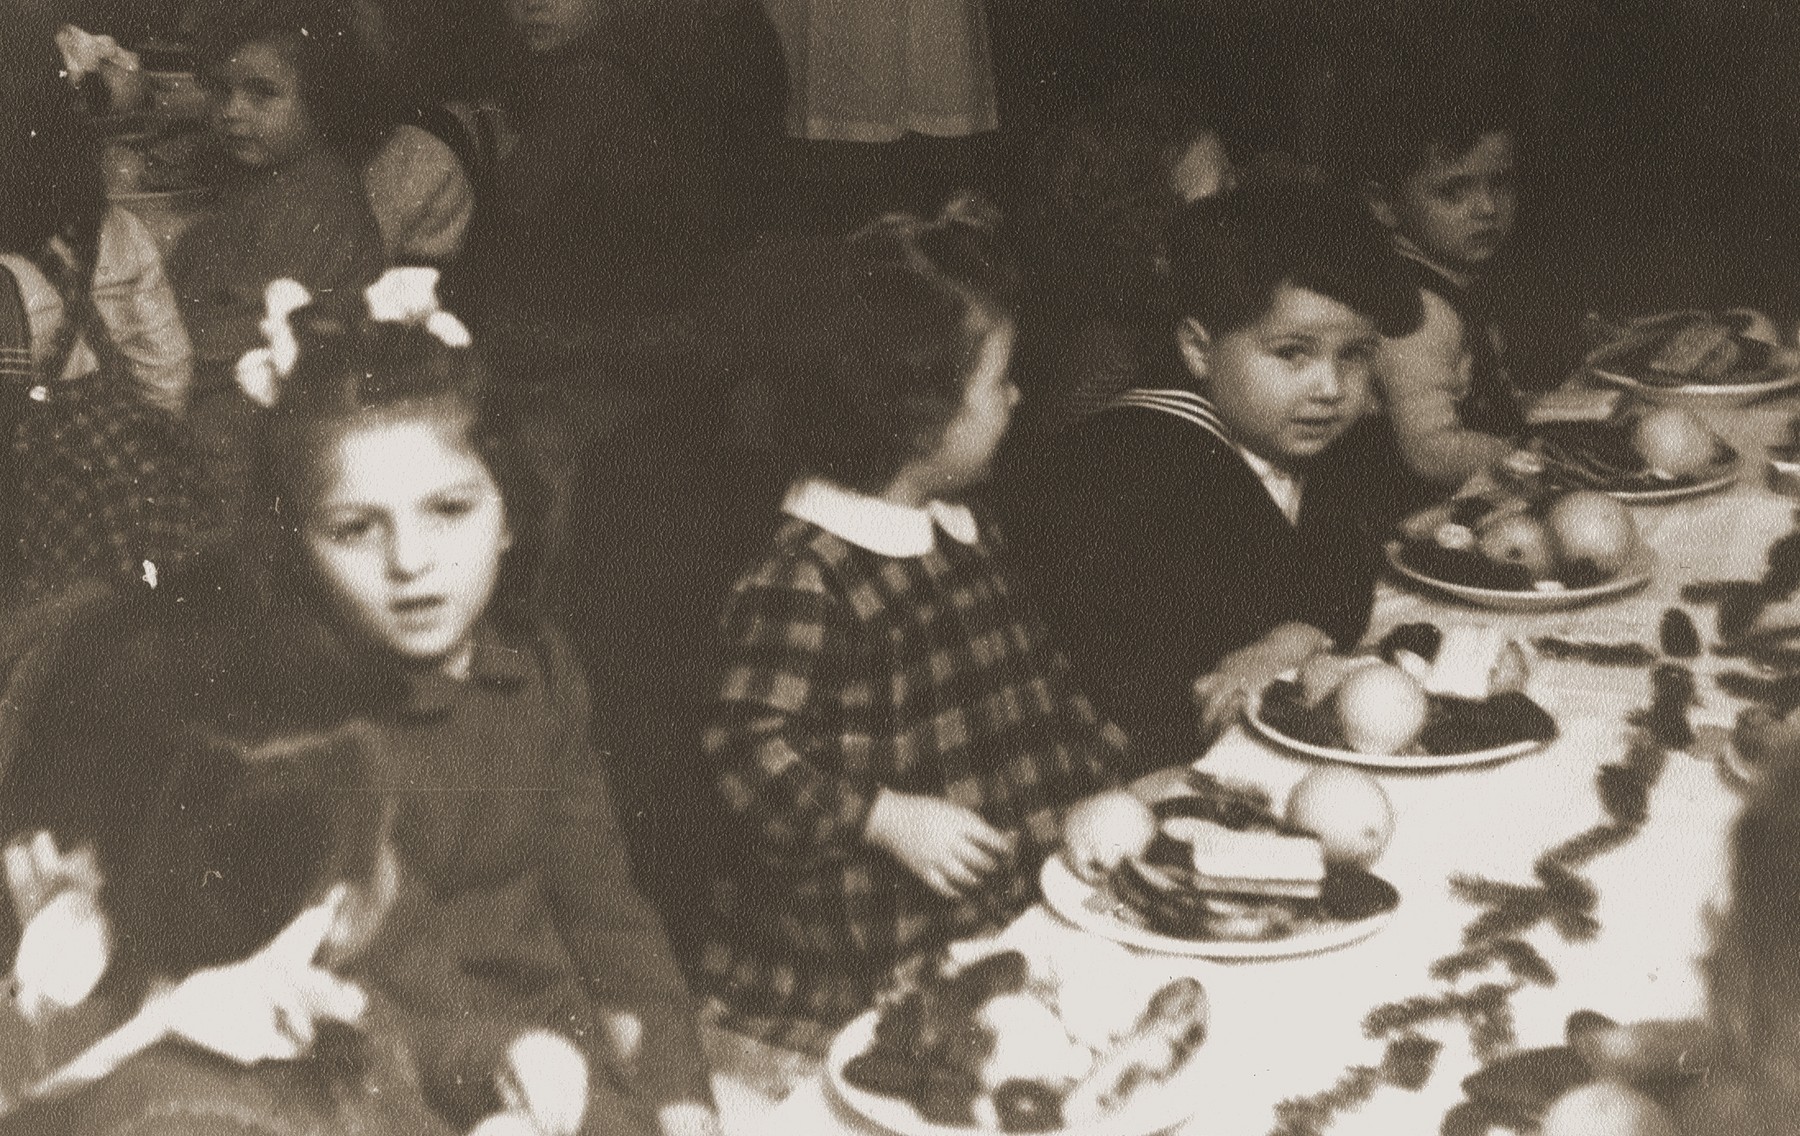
[1584,308,1800,408]
[1530,410,1739,504]
[1244,625,1560,770]
[1387,489,1652,611]
[1041,773,1401,959]
[828,929,1210,1136]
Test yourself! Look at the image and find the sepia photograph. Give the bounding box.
[0,1,1796,1133]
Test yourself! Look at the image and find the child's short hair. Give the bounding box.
[1348,68,1522,190]
[753,196,1018,492]
[250,298,548,634]
[193,0,379,159]
[1164,178,1421,341]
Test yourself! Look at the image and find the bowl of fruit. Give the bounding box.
[1584,308,1800,407]
[1040,771,1401,959]
[1530,407,1739,504]
[830,927,1210,1136]
[1387,489,1653,610]
[1246,623,1559,769]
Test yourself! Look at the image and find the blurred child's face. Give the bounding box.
[509,0,599,54]
[903,317,1020,500]
[209,37,320,170]
[302,414,511,675]
[1180,284,1379,468]
[1372,130,1516,271]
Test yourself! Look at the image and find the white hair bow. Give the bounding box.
[232,268,474,410]
[364,267,472,348]
[234,279,313,409]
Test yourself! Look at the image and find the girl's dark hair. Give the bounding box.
[246,298,546,666]
[0,590,389,990]
[1163,178,1423,346]
[121,725,387,980]
[750,196,1018,492]
[192,0,385,161]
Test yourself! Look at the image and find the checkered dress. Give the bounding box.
[696,513,1128,1053]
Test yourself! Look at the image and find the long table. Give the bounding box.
[723,403,1793,1136]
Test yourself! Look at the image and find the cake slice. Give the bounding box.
[1183,820,1325,900]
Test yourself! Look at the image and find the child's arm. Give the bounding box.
[1191,621,1334,739]
[90,209,191,415]
[1377,288,1515,486]
[537,634,716,1128]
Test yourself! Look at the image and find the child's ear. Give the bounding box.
[1176,318,1212,384]
[1363,180,1399,231]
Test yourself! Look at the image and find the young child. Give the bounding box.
[0,722,460,1136]
[1003,180,1421,758]
[170,1,386,369]
[1356,77,1524,496]
[214,268,716,1136]
[696,203,1131,1054]
[0,70,202,598]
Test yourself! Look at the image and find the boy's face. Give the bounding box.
[1180,284,1380,469]
[302,415,511,676]
[910,317,1021,499]
[209,38,320,170]
[1372,130,1517,271]
[509,0,599,54]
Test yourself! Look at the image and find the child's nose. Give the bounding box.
[385,523,433,579]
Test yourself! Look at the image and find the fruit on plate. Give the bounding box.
[1060,791,1157,883]
[1102,773,1401,942]
[1477,513,1558,580]
[1545,491,1639,576]
[1723,306,1780,346]
[1422,625,1530,700]
[1335,663,1429,754]
[843,941,1208,1132]
[1538,1080,1678,1136]
[1297,652,1382,706]
[1631,407,1718,479]
[1285,768,1394,867]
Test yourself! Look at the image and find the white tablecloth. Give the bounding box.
[723,404,1795,1136]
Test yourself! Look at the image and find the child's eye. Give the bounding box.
[1273,343,1312,364]
[322,518,376,544]
[431,496,477,521]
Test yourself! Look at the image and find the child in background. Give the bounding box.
[170,1,385,367]
[213,269,716,1136]
[0,70,202,598]
[1355,76,1525,498]
[1003,180,1421,758]
[1008,79,1236,439]
[169,0,386,519]
[697,203,1130,1054]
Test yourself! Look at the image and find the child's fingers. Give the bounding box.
[267,885,347,969]
[963,821,1014,858]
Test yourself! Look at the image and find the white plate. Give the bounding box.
[1242,683,1553,770]
[1385,542,1654,611]
[826,1005,1209,1136]
[1599,449,1741,504]
[1588,366,1800,409]
[1038,856,1395,961]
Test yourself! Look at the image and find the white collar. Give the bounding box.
[1234,443,1304,526]
[782,478,979,558]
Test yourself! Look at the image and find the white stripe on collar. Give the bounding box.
[1105,388,1304,526]
[1392,235,1475,290]
[782,477,979,558]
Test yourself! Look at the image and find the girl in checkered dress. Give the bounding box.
[697,200,1134,1055]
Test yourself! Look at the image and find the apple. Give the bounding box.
[1476,513,1557,580]
[1539,1080,1677,1136]
[1546,491,1639,576]
[1061,791,1157,882]
[1298,653,1382,707]
[1632,407,1717,478]
[1334,664,1429,755]
[1285,768,1395,866]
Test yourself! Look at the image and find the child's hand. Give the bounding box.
[497,1030,588,1136]
[865,791,1016,899]
[5,832,111,1021]
[3,831,102,928]
[1193,623,1334,742]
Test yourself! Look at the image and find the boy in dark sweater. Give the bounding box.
[1004,180,1421,761]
